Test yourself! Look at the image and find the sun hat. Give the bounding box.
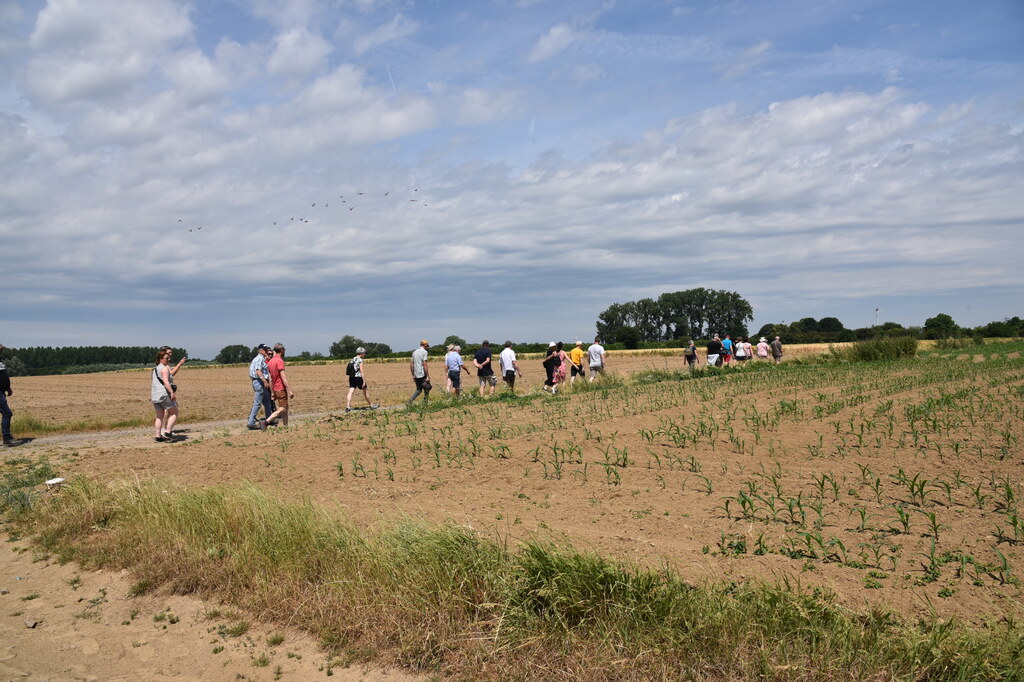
[420,339,430,347]
[548,341,556,347]
[760,337,767,342]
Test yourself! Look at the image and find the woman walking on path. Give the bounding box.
[553,342,569,388]
[151,347,185,442]
[756,337,770,360]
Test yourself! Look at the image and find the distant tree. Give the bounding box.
[818,317,845,333]
[598,288,752,343]
[618,326,641,350]
[361,342,392,357]
[923,313,959,339]
[443,334,467,349]
[215,344,252,364]
[329,335,364,358]
[794,317,819,333]
[3,355,28,377]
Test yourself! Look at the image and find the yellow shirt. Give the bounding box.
[569,346,586,367]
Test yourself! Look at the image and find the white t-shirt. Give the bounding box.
[499,347,517,374]
[587,343,605,367]
[411,347,428,378]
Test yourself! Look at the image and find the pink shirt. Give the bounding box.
[267,355,285,391]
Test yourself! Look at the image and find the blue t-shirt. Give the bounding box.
[445,351,463,372]
[722,339,733,354]
[474,347,493,376]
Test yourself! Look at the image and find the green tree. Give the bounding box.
[443,335,467,349]
[923,313,958,339]
[329,335,364,358]
[215,345,252,364]
[818,316,845,333]
[618,326,641,349]
[3,355,28,377]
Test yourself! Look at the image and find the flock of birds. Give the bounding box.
[178,187,430,234]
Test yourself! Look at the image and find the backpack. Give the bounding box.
[685,346,695,357]
[345,361,355,377]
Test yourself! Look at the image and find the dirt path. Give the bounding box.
[0,539,421,681]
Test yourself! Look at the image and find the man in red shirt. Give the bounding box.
[265,343,295,427]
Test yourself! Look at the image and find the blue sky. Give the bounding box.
[1,0,1022,358]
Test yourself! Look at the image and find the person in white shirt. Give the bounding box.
[408,340,431,405]
[499,341,522,392]
[587,337,606,382]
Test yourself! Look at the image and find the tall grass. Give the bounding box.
[830,336,918,362]
[12,476,1024,680]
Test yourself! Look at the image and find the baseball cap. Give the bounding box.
[257,343,271,351]
[575,340,583,346]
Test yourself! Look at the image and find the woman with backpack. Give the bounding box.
[345,347,379,412]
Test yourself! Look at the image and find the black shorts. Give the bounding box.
[349,376,365,389]
[504,370,516,384]
[570,364,585,377]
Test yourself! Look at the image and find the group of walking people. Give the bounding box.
[409,337,609,404]
[142,331,782,443]
[685,335,783,369]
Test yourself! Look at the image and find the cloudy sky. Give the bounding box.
[1,0,1022,357]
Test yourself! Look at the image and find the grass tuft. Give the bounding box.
[13,476,1024,680]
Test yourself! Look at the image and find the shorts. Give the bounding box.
[736,355,748,362]
[153,396,176,410]
[349,376,365,389]
[685,355,696,365]
[504,370,516,384]
[588,365,604,378]
[570,364,585,377]
[706,354,720,366]
[723,354,732,362]
[479,374,497,387]
[273,389,289,408]
[448,369,462,389]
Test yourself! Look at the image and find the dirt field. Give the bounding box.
[4,345,1024,678]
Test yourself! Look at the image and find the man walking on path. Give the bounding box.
[247,344,273,430]
[346,347,379,412]
[499,341,521,392]
[722,334,734,365]
[771,336,784,364]
[587,337,606,382]
[445,345,471,397]
[265,343,295,427]
[568,340,586,385]
[474,340,497,397]
[0,344,25,447]
[409,340,432,405]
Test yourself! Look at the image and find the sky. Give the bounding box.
[1,0,1022,358]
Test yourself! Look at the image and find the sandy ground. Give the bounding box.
[0,538,421,681]
[3,346,1023,679]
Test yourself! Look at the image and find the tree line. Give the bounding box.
[596,288,753,346]
[2,346,189,376]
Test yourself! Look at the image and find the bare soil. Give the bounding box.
[4,347,1024,679]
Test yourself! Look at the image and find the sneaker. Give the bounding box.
[259,418,268,432]
[162,432,176,441]
[247,424,261,430]
[370,404,380,410]
[154,436,166,443]
[345,407,352,413]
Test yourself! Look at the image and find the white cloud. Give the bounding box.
[353,13,418,55]
[267,27,332,79]
[714,40,772,80]
[529,22,580,62]
[24,0,191,106]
